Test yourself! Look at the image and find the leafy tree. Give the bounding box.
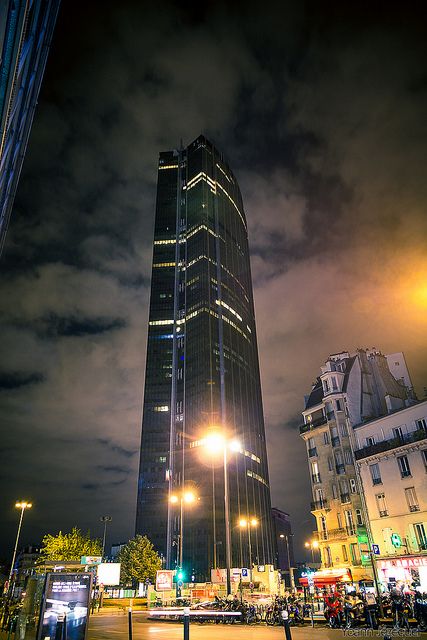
[118,535,161,585]
[38,527,102,564]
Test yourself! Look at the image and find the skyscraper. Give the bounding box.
[0,0,61,255]
[136,135,275,580]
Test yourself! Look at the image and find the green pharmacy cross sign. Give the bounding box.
[391,533,402,548]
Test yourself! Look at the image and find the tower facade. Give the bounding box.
[0,0,61,255]
[136,135,275,579]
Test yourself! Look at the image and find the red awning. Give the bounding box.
[299,569,352,587]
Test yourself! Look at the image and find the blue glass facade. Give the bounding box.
[136,136,275,579]
[0,0,61,255]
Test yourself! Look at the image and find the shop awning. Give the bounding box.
[299,568,352,586]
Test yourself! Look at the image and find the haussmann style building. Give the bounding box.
[353,399,427,592]
[300,347,416,587]
[136,135,275,581]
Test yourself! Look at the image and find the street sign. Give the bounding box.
[81,555,102,565]
[372,544,380,555]
[241,568,248,577]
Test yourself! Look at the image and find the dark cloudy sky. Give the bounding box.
[1,0,427,563]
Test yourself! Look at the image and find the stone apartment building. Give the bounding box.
[300,348,414,583]
[353,400,427,591]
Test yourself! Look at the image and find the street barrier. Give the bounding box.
[281,609,292,640]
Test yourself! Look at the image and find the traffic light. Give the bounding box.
[177,569,185,581]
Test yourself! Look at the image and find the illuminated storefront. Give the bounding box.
[377,556,427,592]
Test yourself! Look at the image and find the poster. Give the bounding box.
[155,570,173,591]
[37,573,92,640]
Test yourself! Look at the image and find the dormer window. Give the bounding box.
[331,376,338,391]
[323,379,330,393]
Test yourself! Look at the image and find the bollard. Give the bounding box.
[281,609,292,640]
[62,614,67,640]
[183,606,190,640]
[128,608,133,640]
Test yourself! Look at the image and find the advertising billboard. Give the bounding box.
[37,573,92,640]
[97,563,121,586]
[155,570,173,591]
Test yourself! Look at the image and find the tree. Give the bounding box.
[118,535,161,585]
[38,527,102,565]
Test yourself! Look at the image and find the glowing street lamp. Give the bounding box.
[202,431,241,596]
[169,490,197,569]
[100,515,112,558]
[305,539,319,563]
[8,501,32,595]
[238,517,258,582]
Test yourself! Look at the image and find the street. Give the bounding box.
[87,613,427,640]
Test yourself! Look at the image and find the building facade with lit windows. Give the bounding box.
[0,0,61,255]
[353,400,427,591]
[136,135,275,580]
[300,348,415,584]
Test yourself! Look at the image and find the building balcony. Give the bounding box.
[326,410,335,421]
[379,510,388,517]
[331,436,340,447]
[312,473,321,484]
[336,464,345,474]
[308,447,318,458]
[300,416,328,434]
[340,493,351,504]
[311,499,329,511]
[354,428,427,460]
[409,505,420,512]
[318,527,357,541]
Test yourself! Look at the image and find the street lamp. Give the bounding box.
[238,517,258,582]
[100,516,112,558]
[202,431,241,596]
[169,490,197,569]
[305,539,319,564]
[279,533,295,590]
[8,501,32,595]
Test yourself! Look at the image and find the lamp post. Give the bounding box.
[8,501,32,595]
[170,490,197,570]
[100,515,112,559]
[239,517,258,583]
[280,533,294,590]
[305,539,319,564]
[203,432,241,596]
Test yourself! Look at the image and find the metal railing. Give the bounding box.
[308,447,318,458]
[354,428,427,460]
[311,499,329,511]
[299,416,327,434]
[312,473,321,484]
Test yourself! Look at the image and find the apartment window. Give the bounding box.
[405,487,419,512]
[416,418,427,432]
[355,509,363,526]
[332,376,338,390]
[312,461,321,484]
[414,523,427,551]
[376,493,388,517]
[324,546,332,567]
[323,379,330,393]
[345,510,356,535]
[369,463,382,485]
[325,401,334,419]
[350,478,357,493]
[366,436,375,446]
[340,423,347,436]
[337,512,342,528]
[336,399,342,411]
[331,426,340,447]
[332,484,338,499]
[342,545,348,562]
[327,456,333,472]
[350,542,361,565]
[344,449,353,465]
[335,450,345,474]
[422,449,427,470]
[397,455,411,478]
[323,431,330,445]
[307,437,317,457]
[393,427,403,440]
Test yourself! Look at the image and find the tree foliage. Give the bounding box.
[118,535,161,585]
[39,527,102,564]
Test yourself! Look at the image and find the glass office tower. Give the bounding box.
[136,135,275,579]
